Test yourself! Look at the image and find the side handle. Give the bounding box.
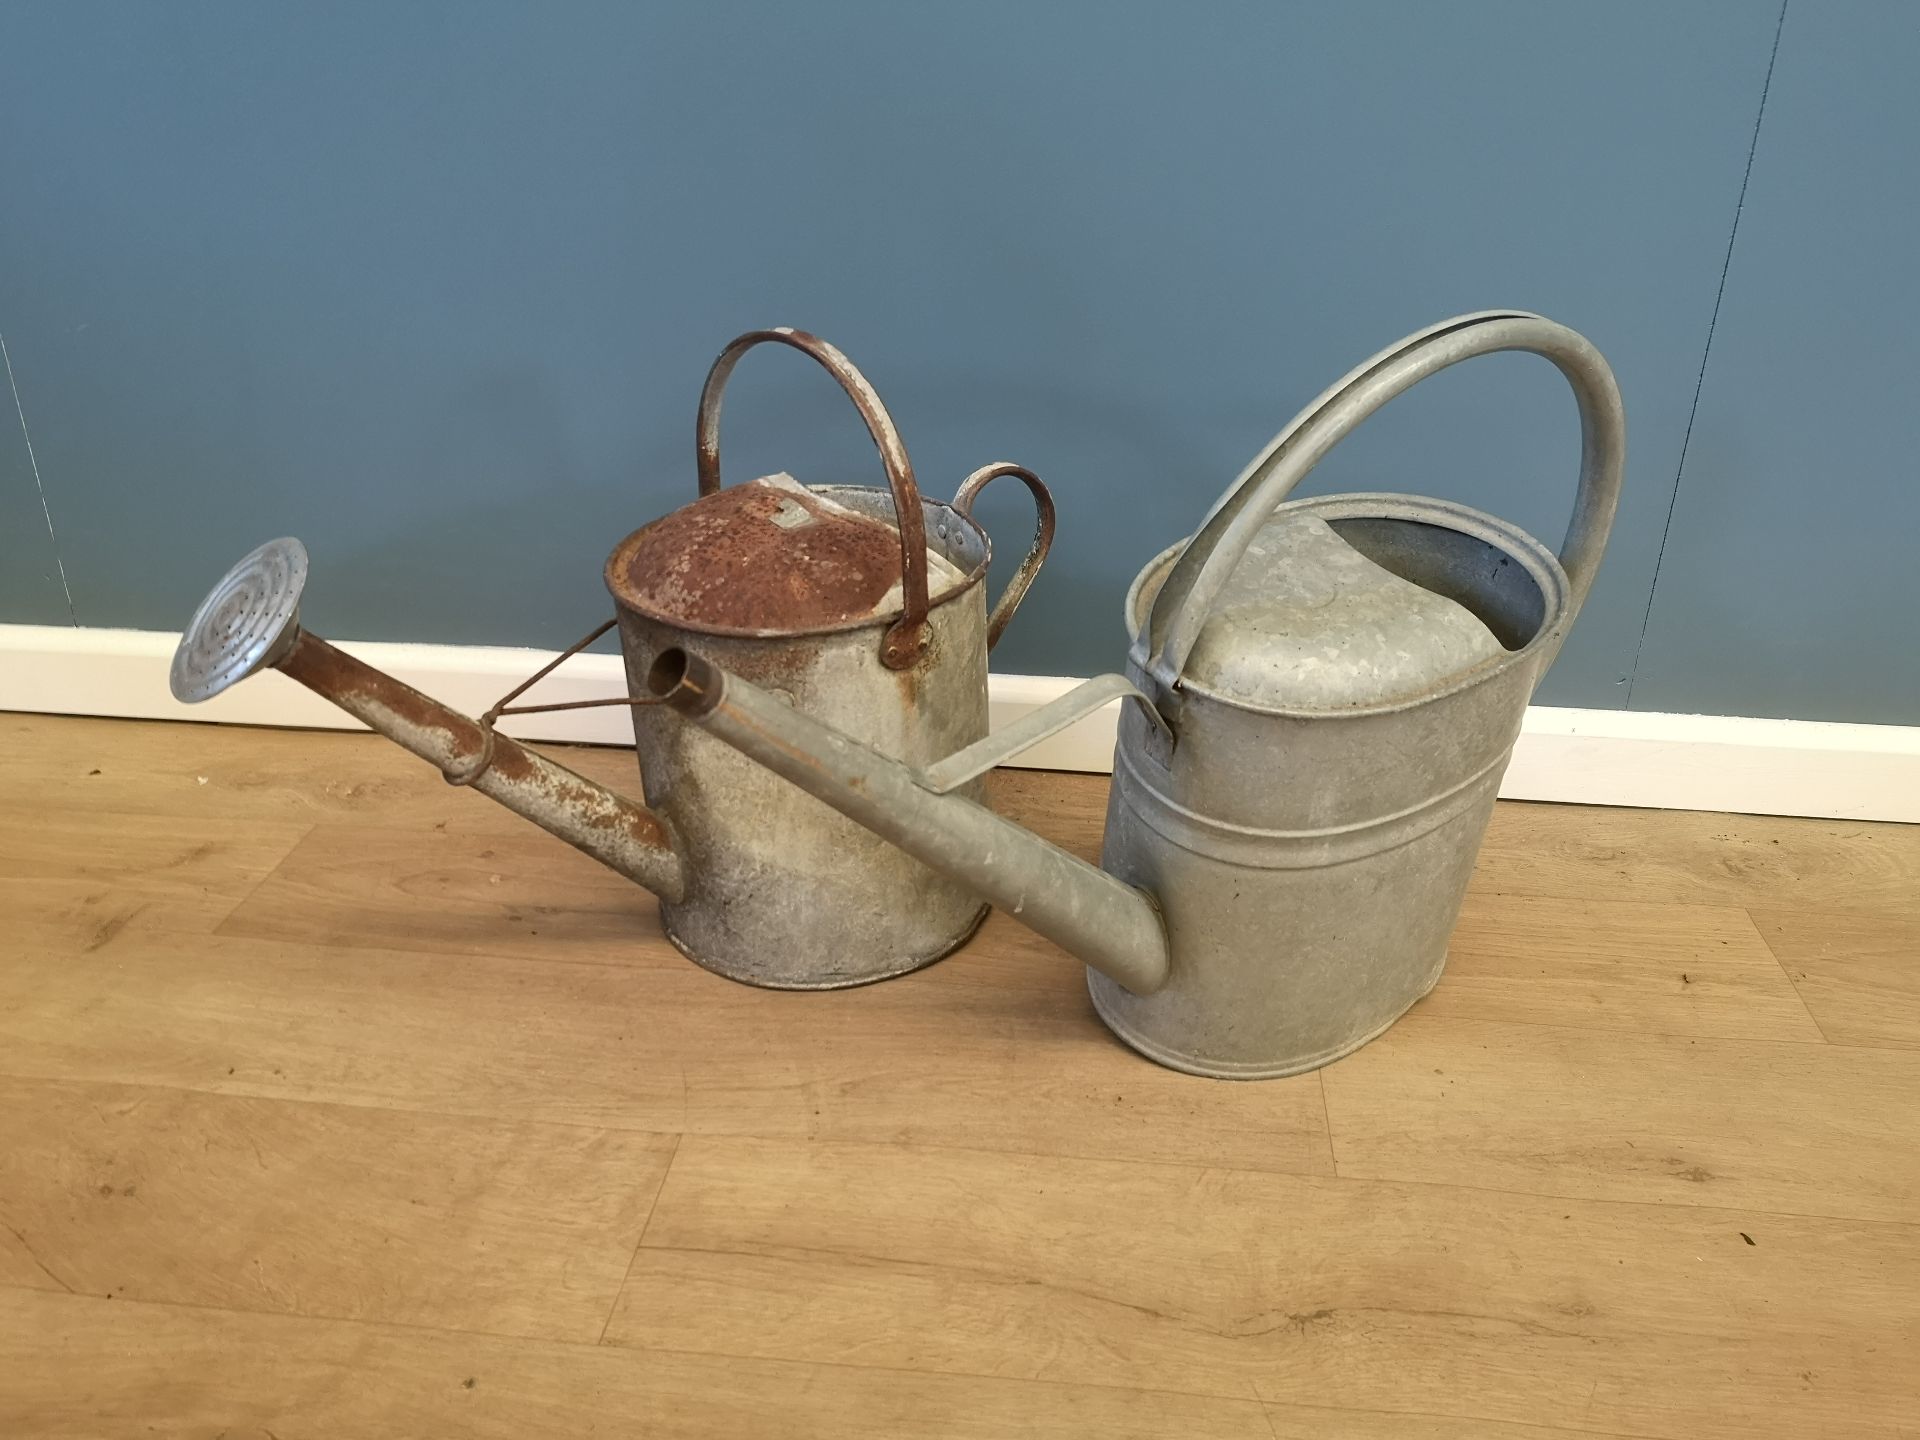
[916,674,1165,795]
[952,462,1057,650]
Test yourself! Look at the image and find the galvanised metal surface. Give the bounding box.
[599,327,1054,988]
[649,646,1170,996]
[168,535,308,705]
[1089,494,1573,1076]
[657,311,1625,1076]
[1091,311,1622,1075]
[170,328,1054,992]
[612,484,1002,988]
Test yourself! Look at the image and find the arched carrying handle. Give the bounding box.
[1142,310,1625,704]
[697,328,931,669]
[952,462,1057,651]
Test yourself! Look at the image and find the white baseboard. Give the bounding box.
[3,623,1916,822]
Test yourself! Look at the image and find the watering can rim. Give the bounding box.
[603,480,996,644]
[1123,491,1572,722]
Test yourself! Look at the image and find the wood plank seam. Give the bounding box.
[0,1061,1334,1178]
[1317,1071,1339,1176]
[599,1221,1913,1422]
[599,1322,1269,1411]
[1279,1166,1920,1230]
[596,1133,683,1345]
[0,1281,1294,1419]
[1262,1398,1640,1439]
[0,1219,76,1294]
[0,1278,645,1351]
[6,1035,1917,1203]
[1392,1008,1834,1045]
[206,818,321,932]
[6,966,1916,1208]
[0,1043,1325,1177]
[1745,906,1841,1046]
[0,1061,1847,1244]
[0,1070,690,1147]
[2,1235,1899,1432]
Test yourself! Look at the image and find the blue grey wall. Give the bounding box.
[1628,3,1918,725]
[1,1,1902,721]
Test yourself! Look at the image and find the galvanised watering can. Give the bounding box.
[169,328,1054,989]
[645,312,1625,1077]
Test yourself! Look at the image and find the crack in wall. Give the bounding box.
[1624,0,1790,707]
[1,324,78,624]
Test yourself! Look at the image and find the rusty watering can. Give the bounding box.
[645,312,1625,1076]
[169,328,1054,988]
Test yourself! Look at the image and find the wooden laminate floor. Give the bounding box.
[1,712,1916,1438]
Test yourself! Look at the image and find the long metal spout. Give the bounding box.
[277,634,685,902]
[648,648,1170,995]
[171,539,684,903]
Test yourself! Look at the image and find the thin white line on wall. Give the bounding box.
[0,326,78,624]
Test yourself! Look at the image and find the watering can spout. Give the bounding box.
[170,539,686,903]
[647,647,1172,995]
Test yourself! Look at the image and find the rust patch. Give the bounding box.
[483,741,540,784]
[539,759,673,853]
[889,626,937,707]
[480,737,674,854]
[611,483,906,631]
[282,633,478,749]
[613,800,674,853]
[722,637,815,693]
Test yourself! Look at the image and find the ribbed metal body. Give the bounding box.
[1089,496,1569,1076]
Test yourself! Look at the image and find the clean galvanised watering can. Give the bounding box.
[645,312,1625,1077]
[169,327,1055,989]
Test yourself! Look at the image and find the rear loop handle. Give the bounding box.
[952,463,1057,651]
[1142,311,1626,705]
[696,328,930,669]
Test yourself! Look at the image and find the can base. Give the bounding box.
[662,903,990,991]
[1087,953,1447,1080]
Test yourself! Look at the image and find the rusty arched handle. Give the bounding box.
[951,463,1056,651]
[696,328,930,670]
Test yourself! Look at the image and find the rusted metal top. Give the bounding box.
[608,478,934,634]
[696,327,932,667]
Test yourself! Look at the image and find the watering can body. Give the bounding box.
[609,482,1000,987]
[169,328,1053,991]
[596,329,1053,986]
[653,311,1625,1077]
[1092,493,1572,1076]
